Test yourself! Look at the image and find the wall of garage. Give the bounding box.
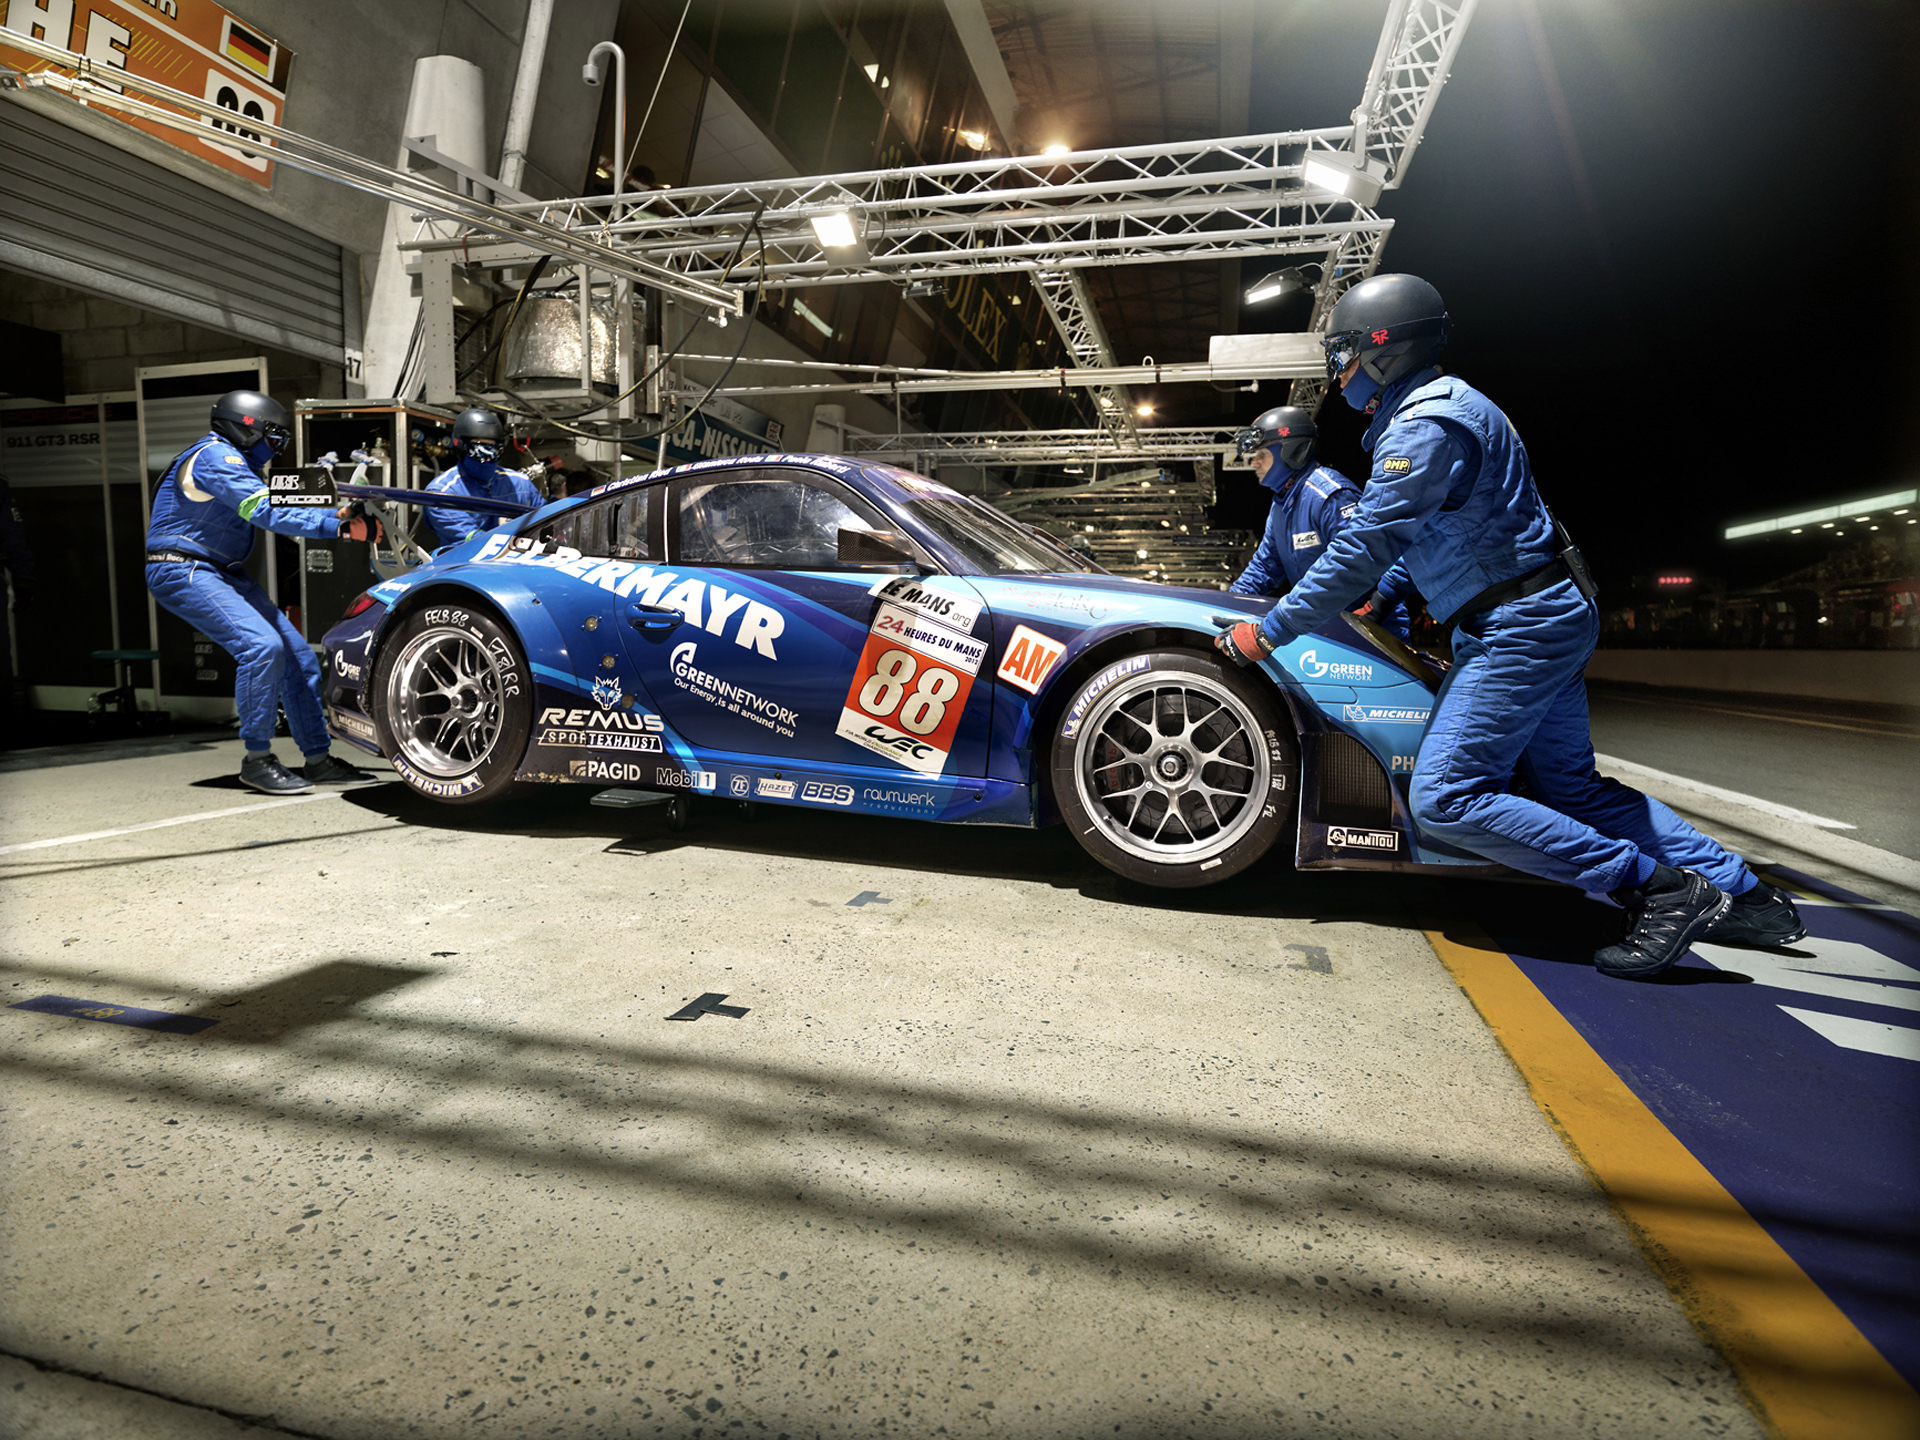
[1586,649,1920,708]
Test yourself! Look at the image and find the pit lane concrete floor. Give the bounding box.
[0,730,1911,1440]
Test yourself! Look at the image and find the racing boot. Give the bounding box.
[302,753,378,785]
[240,752,314,795]
[1704,879,1808,947]
[1594,864,1730,980]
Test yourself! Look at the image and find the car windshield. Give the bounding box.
[899,495,1101,575]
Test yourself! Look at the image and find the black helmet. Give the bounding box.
[210,390,291,454]
[452,407,506,445]
[1234,405,1317,474]
[1321,273,1450,386]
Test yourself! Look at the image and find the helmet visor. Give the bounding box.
[1233,426,1266,458]
[464,441,501,464]
[262,424,291,455]
[1322,331,1363,382]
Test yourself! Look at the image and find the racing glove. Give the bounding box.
[337,503,384,545]
[1214,621,1275,667]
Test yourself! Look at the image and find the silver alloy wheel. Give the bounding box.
[1072,669,1271,866]
[386,624,508,778]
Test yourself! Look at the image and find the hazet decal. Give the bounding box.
[996,625,1064,695]
[756,777,797,799]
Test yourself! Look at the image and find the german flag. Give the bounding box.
[223,21,274,80]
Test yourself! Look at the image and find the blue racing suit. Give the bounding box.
[1231,461,1411,637]
[422,459,544,548]
[145,433,339,755]
[1252,367,1754,897]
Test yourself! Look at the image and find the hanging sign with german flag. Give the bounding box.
[0,0,292,187]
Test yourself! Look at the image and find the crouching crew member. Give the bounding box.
[422,407,544,548]
[1229,405,1413,639]
[146,390,382,795]
[1214,275,1804,977]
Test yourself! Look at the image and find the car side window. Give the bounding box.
[674,473,889,568]
[540,487,653,560]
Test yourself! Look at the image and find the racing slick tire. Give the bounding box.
[370,601,532,805]
[1049,650,1298,888]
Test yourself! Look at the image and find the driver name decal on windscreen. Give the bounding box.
[837,598,986,775]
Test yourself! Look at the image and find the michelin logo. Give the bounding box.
[1342,703,1429,725]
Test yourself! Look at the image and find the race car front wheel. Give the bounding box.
[371,602,531,804]
[1050,651,1297,887]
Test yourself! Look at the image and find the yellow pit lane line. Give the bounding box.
[1426,927,1920,1440]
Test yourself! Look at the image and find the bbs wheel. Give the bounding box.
[370,601,531,804]
[1050,651,1297,887]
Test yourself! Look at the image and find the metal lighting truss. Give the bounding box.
[1028,266,1138,447]
[1290,0,1478,410]
[428,129,1388,290]
[0,30,740,315]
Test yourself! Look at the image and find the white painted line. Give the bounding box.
[1593,754,1856,830]
[0,792,345,856]
[1779,1006,1920,1062]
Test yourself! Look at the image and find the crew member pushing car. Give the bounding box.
[1214,274,1804,978]
[1229,404,1413,638]
[145,390,381,795]
[422,407,544,548]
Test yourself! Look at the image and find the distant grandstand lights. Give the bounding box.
[1723,487,1919,539]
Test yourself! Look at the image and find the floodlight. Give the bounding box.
[1301,150,1385,206]
[1245,265,1310,305]
[1042,142,1071,158]
[959,129,990,152]
[810,210,859,249]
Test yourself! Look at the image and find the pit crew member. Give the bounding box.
[1213,275,1804,977]
[422,407,544,548]
[1228,404,1413,638]
[145,390,380,795]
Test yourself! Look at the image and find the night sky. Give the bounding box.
[1224,0,1920,588]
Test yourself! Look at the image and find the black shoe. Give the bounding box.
[240,752,314,795]
[1594,864,1730,979]
[302,753,378,784]
[1704,880,1807,947]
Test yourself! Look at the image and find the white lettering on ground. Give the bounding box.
[1696,935,1920,1062]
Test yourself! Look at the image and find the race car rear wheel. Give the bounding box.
[371,602,530,804]
[1050,651,1296,887]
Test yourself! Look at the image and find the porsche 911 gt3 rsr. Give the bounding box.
[322,453,1492,888]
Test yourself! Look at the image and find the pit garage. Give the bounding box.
[2,4,1917,1440]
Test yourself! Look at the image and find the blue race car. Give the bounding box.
[322,452,1492,888]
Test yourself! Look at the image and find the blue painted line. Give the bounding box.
[9,994,217,1034]
[1495,866,1920,1391]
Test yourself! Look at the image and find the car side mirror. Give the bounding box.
[838,527,920,568]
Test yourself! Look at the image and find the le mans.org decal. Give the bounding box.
[867,575,983,633]
[996,625,1064,695]
[837,598,983,775]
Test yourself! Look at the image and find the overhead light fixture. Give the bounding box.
[1136,403,1154,417]
[1244,265,1313,305]
[903,277,945,299]
[1300,149,1385,206]
[1725,487,1918,540]
[810,210,859,249]
[1042,142,1071,158]
[958,129,990,152]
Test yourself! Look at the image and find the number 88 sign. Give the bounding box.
[835,602,986,774]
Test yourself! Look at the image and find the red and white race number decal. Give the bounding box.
[836,600,984,773]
